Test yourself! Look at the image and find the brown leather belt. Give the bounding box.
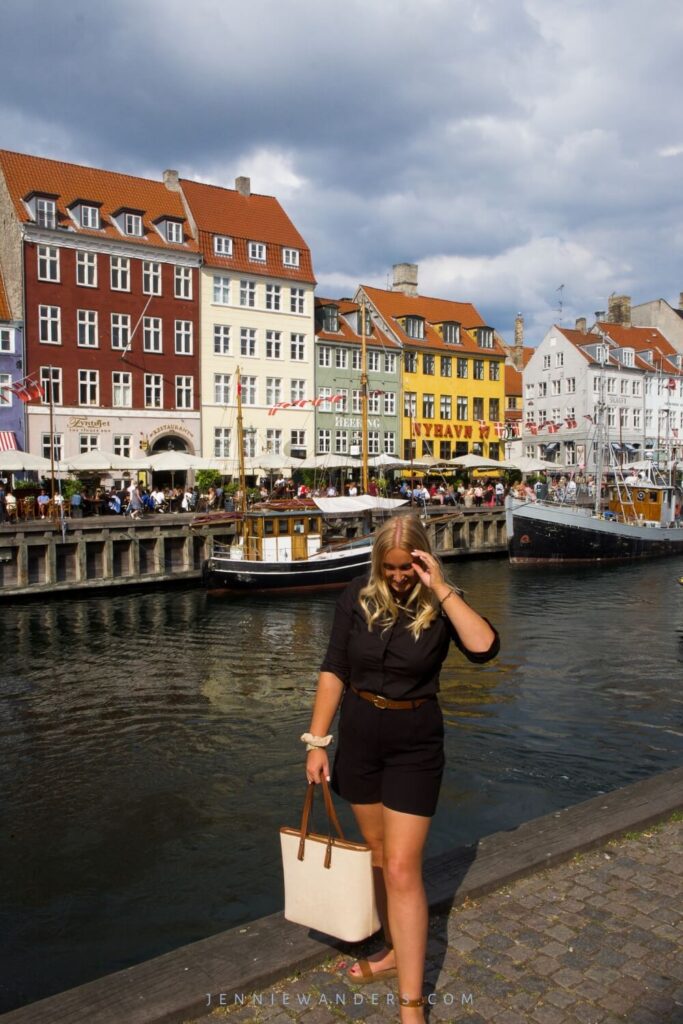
[351,686,433,710]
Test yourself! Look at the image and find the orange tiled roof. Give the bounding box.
[314,297,400,349]
[0,149,198,252]
[505,364,522,395]
[360,285,504,356]
[0,268,10,321]
[558,324,680,374]
[180,178,315,284]
[522,345,535,367]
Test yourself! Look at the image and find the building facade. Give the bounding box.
[314,298,401,462]
[0,268,26,451]
[180,176,316,462]
[358,267,506,461]
[0,150,202,462]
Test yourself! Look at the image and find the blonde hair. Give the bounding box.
[359,516,439,639]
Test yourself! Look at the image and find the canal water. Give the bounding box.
[1,558,682,1012]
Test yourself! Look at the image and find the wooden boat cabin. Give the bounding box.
[607,482,677,526]
[232,510,324,562]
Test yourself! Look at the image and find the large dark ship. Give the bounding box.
[506,478,683,563]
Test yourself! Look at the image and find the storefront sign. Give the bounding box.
[66,417,111,431]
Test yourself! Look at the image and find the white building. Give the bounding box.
[522,320,683,469]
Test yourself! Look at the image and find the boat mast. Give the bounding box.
[593,346,607,516]
[360,296,369,495]
[235,366,247,516]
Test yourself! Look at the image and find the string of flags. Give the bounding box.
[0,374,44,403]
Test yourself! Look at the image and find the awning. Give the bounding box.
[0,431,18,452]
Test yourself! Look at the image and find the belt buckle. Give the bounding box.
[372,694,389,709]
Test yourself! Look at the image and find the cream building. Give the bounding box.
[180,177,316,463]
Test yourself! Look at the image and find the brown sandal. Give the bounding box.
[346,953,397,985]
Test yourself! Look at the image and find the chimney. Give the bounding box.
[575,317,587,334]
[607,294,632,327]
[595,311,606,322]
[163,169,180,191]
[235,176,251,197]
[392,263,418,296]
[512,313,524,369]
[678,291,683,311]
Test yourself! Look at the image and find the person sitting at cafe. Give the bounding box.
[108,488,122,514]
[4,489,17,521]
[37,488,50,518]
[70,490,84,517]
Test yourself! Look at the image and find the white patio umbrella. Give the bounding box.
[502,456,561,473]
[449,453,506,470]
[65,449,152,473]
[147,450,218,472]
[368,453,411,469]
[246,452,305,473]
[297,453,356,470]
[0,449,54,473]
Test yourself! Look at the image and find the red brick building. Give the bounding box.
[0,151,201,461]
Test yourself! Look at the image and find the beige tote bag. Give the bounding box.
[280,779,380,943]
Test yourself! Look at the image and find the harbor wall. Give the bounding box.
[0,508,507,599]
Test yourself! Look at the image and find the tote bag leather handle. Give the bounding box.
[298,778,345,864]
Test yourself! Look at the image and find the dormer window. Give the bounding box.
[214,235,233,256]
[595,345,607,363]
[36,197,56,229]
[622,348,635,367]
[80,205,100,229]
[442,322,461,345]
[404,316,424,340]
[165,221,183,243]
[322,305,339,333]
[283,247,300,268]
[248,241,266,262]
[477,327,494,348]
[124,213,143,236]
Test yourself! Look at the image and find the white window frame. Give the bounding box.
[42,432,63,460]
[80,205,100,229]
[0,373,12,407]
[367,350,380,372]
[124,212,143,236]
[213,324,230,355]
[317,429,331,454]
[174,266,192,300]
[143,316,163,353]
[40,366,62,405]
[174,320,193,355]
[334,429,348,454]
[240,327,257,357]
[113,434,131,458]
[291,379,306,402]
[248,241,266,262]
[77,309,98,348]
[143,260,162,296]
[76,250,97,287]
[214,427,231,458]
[290,288,305,314]
[0,328,15,353]
[240,280,256,307]
[383,391,396,416]
[37,244,60,282]
[283,247,300,267]
[290,429,305,449]
[213,275,230,304]
[335,348,348,369]
[111,313,131,351]
[144,373,163,408]
[265,330,282,359]
[266,377,282,405]
[384,353,396,374]
[214,373,231,404]
[318,345,332,367]
[265,284,281,311]
[112,371,132,408]
[78,369,99,406]
[214,236,233,256]
[110,256,130,291]
[175,375,193,409]
[265,429,282,455]
[290,333,305,360]
[241,375,257,405]
[384,431,396,455]
[36,197,56,229]
[39,304,61,345]
[166,221,183,244]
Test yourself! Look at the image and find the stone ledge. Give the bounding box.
[3,765,682,1024]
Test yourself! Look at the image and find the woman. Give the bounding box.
[304,516,498,1021]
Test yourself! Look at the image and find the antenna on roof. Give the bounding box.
[556,284,565,324]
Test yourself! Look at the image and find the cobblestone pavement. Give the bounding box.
[191,816,683,1024]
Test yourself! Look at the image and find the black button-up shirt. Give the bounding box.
[320,575,499,700]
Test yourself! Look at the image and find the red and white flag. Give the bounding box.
[0,376,43,403]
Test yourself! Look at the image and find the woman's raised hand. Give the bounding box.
[410,549,446,591]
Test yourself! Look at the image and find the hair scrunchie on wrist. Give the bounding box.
[301,732,333,752]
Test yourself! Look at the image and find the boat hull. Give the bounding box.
[506,498,683,564]
[202,548,372,594]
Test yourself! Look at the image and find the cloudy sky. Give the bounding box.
[2,0,683,343]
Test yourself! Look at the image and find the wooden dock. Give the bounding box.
[0,507,507,599]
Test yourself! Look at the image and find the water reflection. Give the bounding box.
[1,560,683,1012]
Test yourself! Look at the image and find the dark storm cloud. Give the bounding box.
[2,0,683,340]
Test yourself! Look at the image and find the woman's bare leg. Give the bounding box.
[383,806,432,1023]
[347,802,394,978]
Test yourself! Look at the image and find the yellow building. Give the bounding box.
[358,266,506,461]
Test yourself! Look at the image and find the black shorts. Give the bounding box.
[331,688,445,817]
